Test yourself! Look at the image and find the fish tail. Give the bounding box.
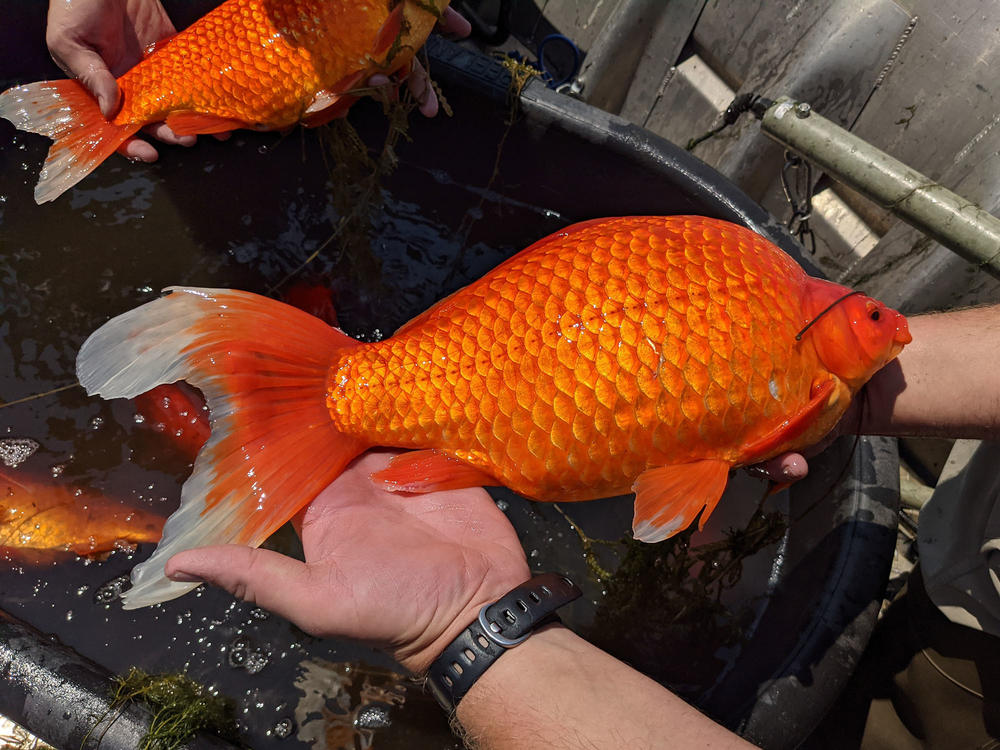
[77,287,367,609]
[0,80,141,203]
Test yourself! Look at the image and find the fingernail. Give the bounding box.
[167,570,201,583]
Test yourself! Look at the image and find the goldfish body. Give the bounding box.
[0,471,164,563]
[76,216,911,608]
[0,0,450,203]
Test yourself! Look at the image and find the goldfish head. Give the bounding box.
[800,279,912,390]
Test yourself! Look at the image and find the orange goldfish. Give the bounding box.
[0,470,164,563]
[76,216,911,608]
[0,0,450,203]
[133,383,211,462]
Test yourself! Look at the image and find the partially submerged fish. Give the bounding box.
[0,470,164,563]
[133,383,210,463]
[0,0,450,203]
[76,216,911,608]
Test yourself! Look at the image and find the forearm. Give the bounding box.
[454,625,752,750]
[861,304,1000,440]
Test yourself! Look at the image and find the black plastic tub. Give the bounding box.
[0,4,897,749]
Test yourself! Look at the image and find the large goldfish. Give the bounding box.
[0,470,164,564]
[0,0,450,203]
[76,216,911,608]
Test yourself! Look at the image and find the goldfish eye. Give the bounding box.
[870,309,880,321]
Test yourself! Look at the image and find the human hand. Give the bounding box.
[164,449,530,674]
[46,0,201,162]
[369,7,472,117]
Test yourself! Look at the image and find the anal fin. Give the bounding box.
[372,449,500,493]
[631,459,731,543]
[164,111,248,136]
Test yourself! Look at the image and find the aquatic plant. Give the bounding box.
[87,668,239,750]
[585,509,787,694]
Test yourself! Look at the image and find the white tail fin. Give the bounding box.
[77,287,367,608]
[0,80,140,203]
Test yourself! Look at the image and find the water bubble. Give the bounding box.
[243,649,269,674]
[95,575,130,605]
[228,646,249,668]
[494,498,509,512]
[50,464,65,478]
[355,702,393,730]
[270,718,294,739]
[90,416,104,430]
[0,438,39,468]
[65,610,73,622]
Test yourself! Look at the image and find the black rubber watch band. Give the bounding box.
[426,573,582,711]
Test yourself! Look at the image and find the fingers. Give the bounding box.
[408,59,438,117]
[166,545,323,630]
[753,452,810,483]
[438,8,472,38]
[144,122,196,147]
[49,44,121,118]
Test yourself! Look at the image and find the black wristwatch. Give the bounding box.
[426,573,582,711]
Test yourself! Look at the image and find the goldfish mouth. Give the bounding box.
[893,314,913,346]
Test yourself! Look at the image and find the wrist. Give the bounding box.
[393,568,532,675]
[422,573,583,711]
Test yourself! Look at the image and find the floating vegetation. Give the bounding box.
[585,510,788,694]
[87,668,239,750]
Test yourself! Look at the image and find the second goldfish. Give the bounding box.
[0,0,450,203]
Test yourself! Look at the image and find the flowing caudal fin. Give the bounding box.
[631,459,731,543]
[0,80,141,204]
[77,287,367,609]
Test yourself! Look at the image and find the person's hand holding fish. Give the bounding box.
[166,449,531,674]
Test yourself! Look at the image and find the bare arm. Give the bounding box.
[861,304,1000,440]
[456,625,753,749]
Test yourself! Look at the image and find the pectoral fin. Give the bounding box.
[372,449,500,492]
[301,72,366,127]
[740,378,837,463]
[631,459,731,543]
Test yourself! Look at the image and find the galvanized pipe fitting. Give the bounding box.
[758,97,1000,279]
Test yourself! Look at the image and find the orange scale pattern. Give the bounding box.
[328,216,823,502]
[111,0,440,131]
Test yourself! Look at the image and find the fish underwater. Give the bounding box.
[76,215,911,608]
[133,383,211,463]
[0,470,164,564]
[0,0,451,203]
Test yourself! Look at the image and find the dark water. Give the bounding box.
[0,30,800,750]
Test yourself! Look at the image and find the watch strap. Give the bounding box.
[426,573,581,711]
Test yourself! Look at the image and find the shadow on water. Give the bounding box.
[0,4,899,749]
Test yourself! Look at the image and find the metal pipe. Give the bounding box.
[757,97,1000,279]
[0,611,238,750]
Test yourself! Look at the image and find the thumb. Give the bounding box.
[53,46,121,118]
[166,545,317,626]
